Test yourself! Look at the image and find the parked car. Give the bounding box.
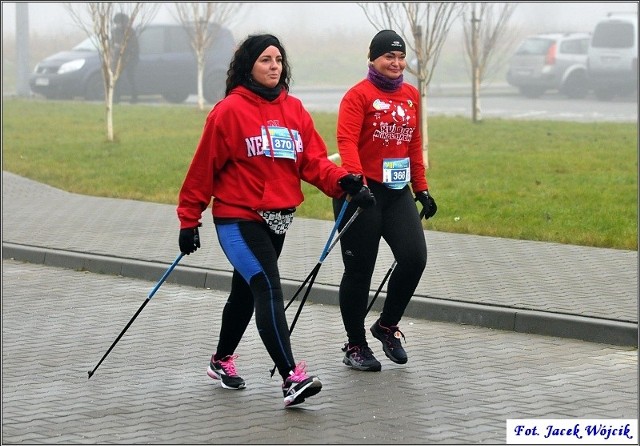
[506,32,591,98]
[29,23,235,104]
[587,12,638,101]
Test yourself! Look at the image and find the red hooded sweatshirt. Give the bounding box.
[177,86,348,229]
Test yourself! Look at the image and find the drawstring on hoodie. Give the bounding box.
[279,101,299,161]
[253,88,298,162]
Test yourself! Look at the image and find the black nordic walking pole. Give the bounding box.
[270,204,363,377]
[365,205,427,315]
[88,252,185,379]
[283,200,349,312]
[286,205,362,323]
[366,260,397,314]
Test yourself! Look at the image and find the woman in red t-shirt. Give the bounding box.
[333,30,438,372]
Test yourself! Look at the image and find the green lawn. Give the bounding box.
[3,97,637,250]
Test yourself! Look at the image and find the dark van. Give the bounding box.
[29,23,235,103]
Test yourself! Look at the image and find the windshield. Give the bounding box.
[72,37,99,51]
[592,22,635,48]
[515,38,554,55]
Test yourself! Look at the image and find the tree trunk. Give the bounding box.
[197,52,205,111]
[420,81,429,169]
[16,3,30,97]
[471,5,482,123]
[106,74,115,141]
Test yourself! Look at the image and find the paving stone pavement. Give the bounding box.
[1,171,639,443]
[2,259,637,444]
[2,171,638,346]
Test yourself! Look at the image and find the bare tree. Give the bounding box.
[462,2,518,123]
[358,2,463,168]
[173,3,244,111]
[65,3,158,141]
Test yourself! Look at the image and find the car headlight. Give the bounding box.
[58,58,86,74]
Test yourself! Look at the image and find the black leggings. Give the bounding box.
[332,181,427,346]
[214,220,295,381]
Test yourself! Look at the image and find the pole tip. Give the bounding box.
[88,371,93,379]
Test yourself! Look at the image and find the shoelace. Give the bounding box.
[388,326,406,344]
[219,354,239,376]
[355,345,375,359]
[360,345,376,359]
[288,361,309,382]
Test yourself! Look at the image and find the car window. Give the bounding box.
[73,37,99,51]
[591,22,635,48]
[138,27,165,55]
[515,38,553,55]
[166,27,192,53]
[559,38,589,55]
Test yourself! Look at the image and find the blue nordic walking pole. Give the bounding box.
[88,252,185,379]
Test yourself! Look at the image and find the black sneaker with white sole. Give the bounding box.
[207,354,246,389]
[282,362,322,407]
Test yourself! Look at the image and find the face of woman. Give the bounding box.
[251,45,283,88]
[371,51,406,80]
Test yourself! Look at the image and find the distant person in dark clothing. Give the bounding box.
[112,13,139,103]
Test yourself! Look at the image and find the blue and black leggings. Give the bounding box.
[214,220,295,381]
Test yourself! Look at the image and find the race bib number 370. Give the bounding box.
[261,126,300,160]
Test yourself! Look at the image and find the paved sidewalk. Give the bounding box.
[1,172,638,444]
[2,171,637,346]
[2,260,637,444]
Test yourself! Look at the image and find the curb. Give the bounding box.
[3,242,637,348]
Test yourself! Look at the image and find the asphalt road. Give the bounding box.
[289,86,638,122]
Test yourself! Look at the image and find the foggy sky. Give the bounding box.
[2,2,638,39]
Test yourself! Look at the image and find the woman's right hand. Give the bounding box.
[179,226,201,254]
[338,174,364,195]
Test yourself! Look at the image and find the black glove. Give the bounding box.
[349,186,376,209]
[179,226,201,254]
[338,173,364,195]
[415,190,437,219]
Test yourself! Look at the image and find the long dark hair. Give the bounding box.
[225,34,291,97]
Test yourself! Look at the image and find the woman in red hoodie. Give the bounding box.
[333,30,437,372]
[176,34,374,407]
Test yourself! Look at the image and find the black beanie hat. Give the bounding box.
[245,34,283,66]
[368,30,406,61]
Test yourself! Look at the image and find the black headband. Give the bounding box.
[246,34,282,66]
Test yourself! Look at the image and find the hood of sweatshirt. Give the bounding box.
[229,85,295,161]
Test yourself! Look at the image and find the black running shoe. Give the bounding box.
[370,320,408,364]
[282,362,322,407]
[342,343,382,371]
[207,354,246,389]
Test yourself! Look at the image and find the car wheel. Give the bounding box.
[162,91,190,103]
[204,71,226,103]
[84,73,105,101]
[562,71,589,99]
[519,86,545,98]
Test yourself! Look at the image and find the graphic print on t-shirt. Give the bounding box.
[371,99,415,146]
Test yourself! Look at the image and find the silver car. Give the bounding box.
[506,32,591,99]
